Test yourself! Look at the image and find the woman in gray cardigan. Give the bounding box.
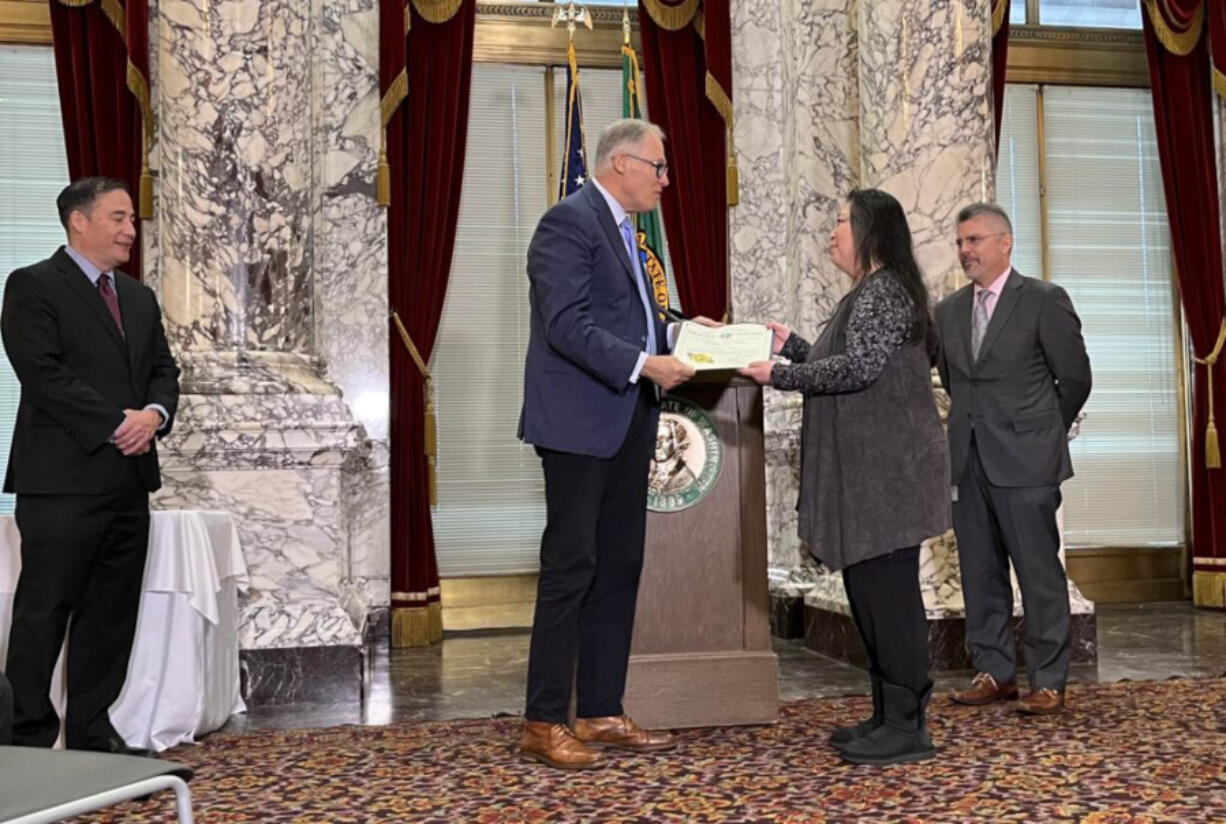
[741,189,950,765]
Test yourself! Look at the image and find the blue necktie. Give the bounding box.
[621,218,658,356]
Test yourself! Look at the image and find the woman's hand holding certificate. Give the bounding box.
[673,322,773,371]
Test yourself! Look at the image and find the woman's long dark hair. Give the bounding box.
[846,188,932,349]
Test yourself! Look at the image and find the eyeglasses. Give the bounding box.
[623,153,669,180]
[955,232,1007,250]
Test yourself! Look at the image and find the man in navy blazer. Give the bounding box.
[517,119,696,770]
[2,178,179,755]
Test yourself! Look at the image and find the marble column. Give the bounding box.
[148,0,388,704]
[857,0,995,300]
[730,0,859,605]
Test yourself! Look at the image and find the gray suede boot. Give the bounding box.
[829,674,883,749]
[839,682,936,766]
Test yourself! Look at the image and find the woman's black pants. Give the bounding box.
[841,545,931,694]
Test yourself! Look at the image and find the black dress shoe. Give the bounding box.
[87,736,160,758]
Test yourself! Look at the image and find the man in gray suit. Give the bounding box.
[935,203,1091,715]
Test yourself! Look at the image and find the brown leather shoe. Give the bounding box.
[951,672,1019,706]
[518,721,605,770]
[1017,688,1065,715]
[573,714,677,752]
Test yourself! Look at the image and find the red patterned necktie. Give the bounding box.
[97,273,124,334]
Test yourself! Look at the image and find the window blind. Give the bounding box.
[0,46,69,516]
[998,83,1182,546]
[430,65,551,577]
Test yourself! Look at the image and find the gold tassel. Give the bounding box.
[423,376,438,506]
[391,310,438,505]
[139,165,154,220]
[726,156,739,206]
[1194,318,1226,470]
[377,148,391,206]
[391,602,443,647]
[379,70,409,208]
[1193,569,1226,609]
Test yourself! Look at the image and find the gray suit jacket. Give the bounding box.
[935,268,1091,488]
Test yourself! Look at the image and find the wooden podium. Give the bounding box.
[623,375,778,728]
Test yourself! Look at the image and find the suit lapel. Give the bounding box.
[113,271,144,376]
[581,184,639,289]
[54,249,128,357]
[952,285,974,372]
[975,268,1023,366]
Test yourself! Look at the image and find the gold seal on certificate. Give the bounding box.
[673,322,773,371]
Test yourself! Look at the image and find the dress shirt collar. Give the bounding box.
[973,266,1012,300]
[63,244,110,286]
[589,177,631,230]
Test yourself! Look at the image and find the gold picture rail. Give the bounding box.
[0,0,51,45]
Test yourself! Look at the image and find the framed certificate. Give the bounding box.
[672,322,772,371]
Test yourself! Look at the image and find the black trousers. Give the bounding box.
[842,545,930,694]
[953,436,1069,690]
[525,389,656,723]
[5,468,150,749]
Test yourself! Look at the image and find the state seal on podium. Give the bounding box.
[647,397,722,513]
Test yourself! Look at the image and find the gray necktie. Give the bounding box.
[971,289,991,360]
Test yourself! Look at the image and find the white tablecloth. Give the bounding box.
[0,509,248,751]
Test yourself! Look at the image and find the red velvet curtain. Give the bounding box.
[382,0,476,645]
[991,0,1010,155]
[50,0,153,279]
[639,0,731,320]
[1141,0,1226,607]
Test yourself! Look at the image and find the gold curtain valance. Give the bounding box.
[412,0,464,25]
[1143,0,1205,56]
[641,0,700,32]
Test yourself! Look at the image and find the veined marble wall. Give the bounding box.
[858,0,995,301]
[311,0,391,611]
[731,0,859,576]
[145,0,389,667]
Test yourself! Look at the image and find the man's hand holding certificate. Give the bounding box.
[673,322,773,371]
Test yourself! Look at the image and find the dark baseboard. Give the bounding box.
[770,592,806,639]
[804,604,1098,670]
[240,645,365,707]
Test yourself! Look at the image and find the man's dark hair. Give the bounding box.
[56,177,130,230]
[956,202,1013,234]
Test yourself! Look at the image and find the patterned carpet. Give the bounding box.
[66,678,1226,823]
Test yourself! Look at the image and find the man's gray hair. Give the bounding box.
[957,202,1013,234]
[594,118,665,173]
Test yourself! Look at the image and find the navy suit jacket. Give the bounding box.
[519,184,668,458]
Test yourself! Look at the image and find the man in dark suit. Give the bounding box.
[2,177,180,753]
[935,203,1091,715]
[517,119,697,769]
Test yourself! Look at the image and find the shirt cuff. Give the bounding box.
[629,351,649,385]
[666,322,678,352]
[144,403,170,432]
